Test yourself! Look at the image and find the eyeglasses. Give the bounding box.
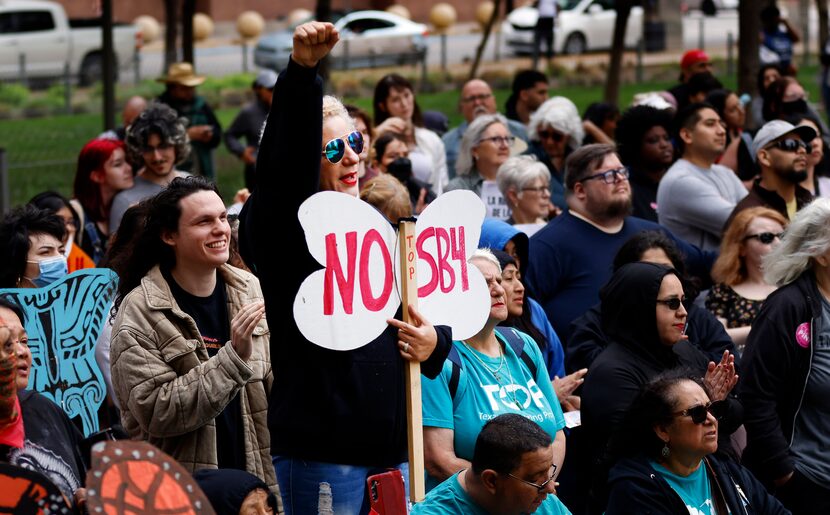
[537,130,565,142]
[656,297,686,310]
[521,185,551,194]
[673,400,726,424]
[767,138,812,154]
[506,464,558,492]
[461,93,493,103]
[480,135,516,147]
[321,131,364,164]
[744,232,783,244]
[581,167,630,184]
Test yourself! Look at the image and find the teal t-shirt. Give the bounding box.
[650,461,717,515]
[422,331,566,490]
[411,471,572,515]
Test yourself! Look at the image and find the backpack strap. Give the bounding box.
[495,326,538,380]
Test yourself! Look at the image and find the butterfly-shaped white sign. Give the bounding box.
[294,190,489,351]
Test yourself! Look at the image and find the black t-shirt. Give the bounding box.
[165,270,245,471]
[3,390,86,503]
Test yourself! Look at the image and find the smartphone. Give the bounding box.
[367,469,407,515]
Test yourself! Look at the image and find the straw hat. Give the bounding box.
[157,62,206,87]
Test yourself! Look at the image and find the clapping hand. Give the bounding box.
[704,350,738,401]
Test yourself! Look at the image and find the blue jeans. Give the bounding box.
[273,456,409,515]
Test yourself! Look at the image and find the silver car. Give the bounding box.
[254,10,428,72]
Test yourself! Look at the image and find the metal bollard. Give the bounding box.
[242,42,249,73]
[18,54,27,89]
[727,32,734,77]
[494,27,502,62]
[63,62,71,114]
[441,33,448,72]
[636,38,644,83]
[134,52,141,85]
[698,16,704,50]
[0,148,8,215]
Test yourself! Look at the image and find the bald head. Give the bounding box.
[460,79,497,123]
[122,96,148,127]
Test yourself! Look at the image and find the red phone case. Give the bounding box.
[367,469,408,514]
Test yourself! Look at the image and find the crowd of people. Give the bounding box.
[3,11,830,514]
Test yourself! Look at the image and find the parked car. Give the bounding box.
[255,10,428,72]
[501,0,644,55]
[0,0,140,85]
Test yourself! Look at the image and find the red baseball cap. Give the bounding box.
[680,49,710,69]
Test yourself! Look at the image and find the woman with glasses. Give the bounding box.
[497,155,553,236]
[581,262,739,512]
[741,198,830,513]
[706,207,787,354]
[422,249,566,492]
[239,23,452,514]
[447,114,516,220]
[524,97,585,212]
[373,73,448,195]
[605,372,789,514]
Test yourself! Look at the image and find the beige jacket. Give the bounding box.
[110,264,276,494]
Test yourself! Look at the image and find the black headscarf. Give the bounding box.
[600,262,680,369]
[193,469,276,514]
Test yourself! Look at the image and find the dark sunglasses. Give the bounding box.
[767,138,812,154]
[538,130,565,142]
[506,464,558,492]
[321,131,364,164]
[673,400,726,424]
[744,232,783,244]
[582,167,630,184]
[656,297,686,310]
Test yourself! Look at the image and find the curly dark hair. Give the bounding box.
[615,105,674,167]
[0,205,66,288]
[124,101,190,167]
[109,176,220,314]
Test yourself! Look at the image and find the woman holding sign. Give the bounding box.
[238,22,453,514]
[421,249,566,491]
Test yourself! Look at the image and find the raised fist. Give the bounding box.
[292,22,340,68]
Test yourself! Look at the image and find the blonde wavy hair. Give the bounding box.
[322,95,355,130]
[712,207,787,286]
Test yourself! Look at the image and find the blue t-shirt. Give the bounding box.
[650,461,716,515]
[411,471,572,515]
[422,331,566,490]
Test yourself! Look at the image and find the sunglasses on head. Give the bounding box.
[656,296,686,310]
[744,232,783,244]
[767,138,812,154]
[673,400,726,424]
[321,131,364,164]
[538,130,565,142]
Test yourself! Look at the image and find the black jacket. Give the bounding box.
[606,454,791,514]
[567,301,736,374]
[740,271,820,484]
[239,59,451,467]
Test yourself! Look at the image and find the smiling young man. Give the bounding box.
[412,414,570,515]
[728,120,816,224]
[109,177,277,499]
[656,103,748,251]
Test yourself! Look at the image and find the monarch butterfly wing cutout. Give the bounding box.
[0,462,72,515]
[0,269,117,437]
[86,440,216,515]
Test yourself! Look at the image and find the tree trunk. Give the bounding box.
[469,0,502,80]
[182,0,196,65]
[738,0,761,100]
[819,0,829,57]
[604,1,632,105]
[316,0,333,83]
[164,0,179,70]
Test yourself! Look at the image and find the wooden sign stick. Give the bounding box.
[398,219,425,503]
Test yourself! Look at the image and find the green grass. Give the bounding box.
[0,65,821,207]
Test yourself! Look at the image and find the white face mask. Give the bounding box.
[63,234,74,259]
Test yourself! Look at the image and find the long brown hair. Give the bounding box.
[712,207,787,285]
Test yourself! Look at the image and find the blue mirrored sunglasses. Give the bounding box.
[321,131,364,164]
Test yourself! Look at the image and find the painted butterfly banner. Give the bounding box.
[0,269,117,437]
[0,462,71,515]
[294,190,489,351]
